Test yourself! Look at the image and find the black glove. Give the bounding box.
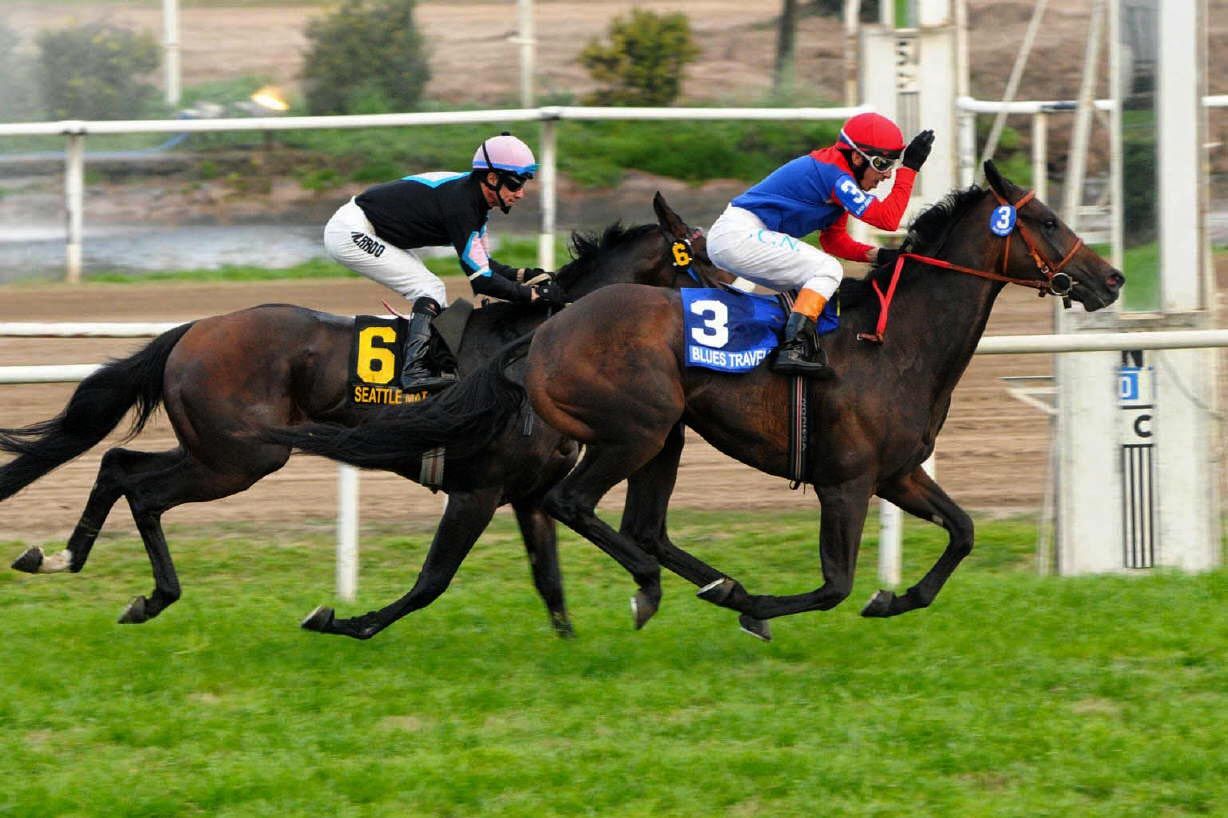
[876,247,900,268]
[532,279,571,307]
[902,129,935,171]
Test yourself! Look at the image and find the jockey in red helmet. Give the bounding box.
[323,132,565,392]
[707,112,935,379]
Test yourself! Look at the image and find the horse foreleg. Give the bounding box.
[861,466,973,618]
[701,476,874,624]
[304,488,500,640]
[512,499,572,638]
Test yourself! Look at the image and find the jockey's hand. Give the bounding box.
[519,267,554,285]
[902,129,935,171]
[876,247,901,268]
[531,280,571,307]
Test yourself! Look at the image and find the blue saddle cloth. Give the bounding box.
[680,288,839,373]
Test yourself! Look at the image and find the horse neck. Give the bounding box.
[888,231,1008,401]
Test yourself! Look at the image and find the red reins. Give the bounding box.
[857,189,1085,343]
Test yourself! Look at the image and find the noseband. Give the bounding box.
[858,188,1084,343]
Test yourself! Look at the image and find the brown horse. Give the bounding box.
[0,194,725,637]
[295,161,1123,640]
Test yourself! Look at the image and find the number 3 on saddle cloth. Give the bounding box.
[681,288,839,373]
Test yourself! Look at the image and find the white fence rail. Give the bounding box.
[4,323,1228,598]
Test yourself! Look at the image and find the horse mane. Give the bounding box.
[838,184,987,308]
[557,222,659,286]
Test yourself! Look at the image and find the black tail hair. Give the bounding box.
[265,335,533,470]
[0,321,194,501]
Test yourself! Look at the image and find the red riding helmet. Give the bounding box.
[837,112,905,157]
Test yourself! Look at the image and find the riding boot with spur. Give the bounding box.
[772,311,836,379]
[400,297,457,393]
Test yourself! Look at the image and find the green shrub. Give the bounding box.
[36,23,160,120]
[580,9,700,106]
[0,22,38,121]
[301,0,430,115]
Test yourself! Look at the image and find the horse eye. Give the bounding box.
[1043,218,1058,230]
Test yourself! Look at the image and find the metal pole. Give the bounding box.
[538,116,557,269]
[1108,0,1124,270]
[162,0,181,106]
[517,0,535,108]
[843,0,862,106]
[978,0,1048,177]
[1062,0,1106,228]
[65,133,84,284]
[336,464,358,601]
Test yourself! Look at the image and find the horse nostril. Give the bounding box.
[1108,272,1125,290]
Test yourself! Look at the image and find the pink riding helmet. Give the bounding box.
[472,133,538,178]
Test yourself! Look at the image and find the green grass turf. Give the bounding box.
[1,510,1225,816]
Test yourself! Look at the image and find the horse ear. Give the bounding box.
[653,191,689,239]
[982,160,1012,197]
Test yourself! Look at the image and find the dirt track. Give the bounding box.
[0,274,1101,545]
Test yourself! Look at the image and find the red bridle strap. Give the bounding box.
[856,189,1083,343]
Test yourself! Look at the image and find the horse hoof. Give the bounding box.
[11,547,44,574]
[301,605,335,632]
[696,577,736,605]
[738,614,772,642]
[118,596,149,624]
[550,612,575,639]
[861,589,896,618]
[631,590,659,630]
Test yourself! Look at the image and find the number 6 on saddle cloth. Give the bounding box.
[681,288,838,373]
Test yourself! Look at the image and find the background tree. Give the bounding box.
[0,22,38,121]
[580,10,700,106]
[301,0,430,115]
[36,23,160,120]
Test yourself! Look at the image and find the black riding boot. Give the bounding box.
[772,312,836,379]
[400,297,457,392]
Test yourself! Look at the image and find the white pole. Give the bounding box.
[978,0,1048,177]
[336,464,359,601]
[1031,111,1047,202]
[65,133,84,284]
[843,0,862,107]
[877,500,902,587]
[162,0,181,106]
[538,116,557,269]
[517,0,535,108]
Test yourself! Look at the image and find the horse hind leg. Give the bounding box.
[82,446,278,624]
[305,489,500,640]
[861,466,973,618]
[12,447,163,576]
[541,442,664,630]
[512,499,572,638]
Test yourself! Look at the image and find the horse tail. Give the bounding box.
[0,321,195,501]
[265,334,532,469]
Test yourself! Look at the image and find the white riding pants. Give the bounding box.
[706,205,844,299]
[323,198,448,306]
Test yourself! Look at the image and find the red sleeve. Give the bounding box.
[856,167,917,232]
[819,212,875,262]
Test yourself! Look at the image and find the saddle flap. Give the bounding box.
[431,298,474,362]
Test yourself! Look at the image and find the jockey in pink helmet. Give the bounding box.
[323,132,565,392]
[707,112,935,379]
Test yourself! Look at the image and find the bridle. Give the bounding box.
[858,188,1085,343]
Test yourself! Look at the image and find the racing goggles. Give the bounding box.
[854,146,899,173]
[500,172,531,192]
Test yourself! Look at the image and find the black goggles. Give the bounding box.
[500,173,531,192]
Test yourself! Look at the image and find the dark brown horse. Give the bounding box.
[293,161,1123,639]
[0,194,725,637]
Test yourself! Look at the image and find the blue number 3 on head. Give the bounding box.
[989,205,1016,237]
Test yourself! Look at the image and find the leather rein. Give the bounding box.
[858,188,1085,343]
